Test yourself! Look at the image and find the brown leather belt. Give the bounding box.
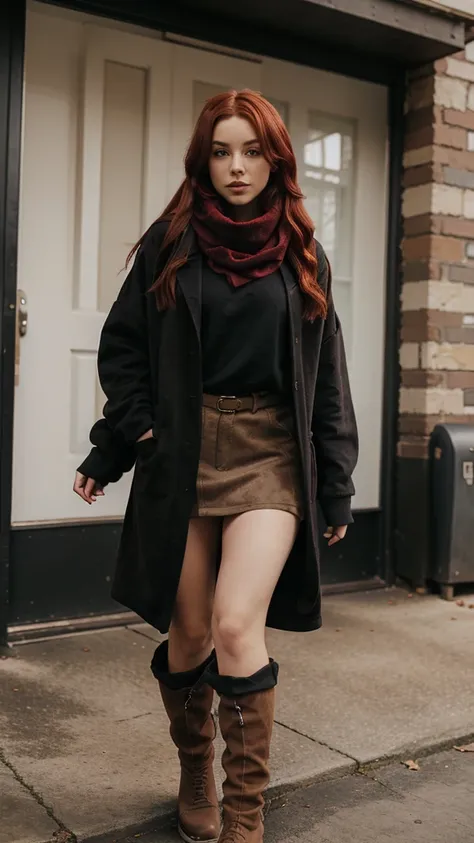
[202,393,283,413]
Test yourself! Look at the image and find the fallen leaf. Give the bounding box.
[451,617,458,621]
[52,832,74,843]
[456,600,465,607]
[468,604,474,610]
[414,820,423,824]
[454,743,474,753]
[402,759,420,771]
[407,593,413,598]
[388,600,395,605]
[82,647,90,653]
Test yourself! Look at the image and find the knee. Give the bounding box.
[212,611,251,660]
[170,618,212,660]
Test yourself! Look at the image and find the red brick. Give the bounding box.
[433,146,474,171]
[433,124,467,150]
[401,371,446,388]
[405,126,434,151]
[402,310,463,329]
[403,163,443,188]
[404,214,442,237]
[402,235,464,263]
[431,236,465,262]
[403,164,433,188]
[401,323,440,342]
[403,235,432,262]
[446,372,474,389]
[441,217,474,238]
[444,108,474,131]
[401,310,464,342]
[402,259,442,282]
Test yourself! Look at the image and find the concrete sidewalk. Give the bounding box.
[1,586,474,843]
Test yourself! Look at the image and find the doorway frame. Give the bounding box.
[0,0,404,645]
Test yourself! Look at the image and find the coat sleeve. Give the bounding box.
[312,244,359,526]
[77,227,161,485]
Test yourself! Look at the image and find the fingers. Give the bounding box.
[324,525,348,546]
[137,428,154,443]
[73,472,104,505]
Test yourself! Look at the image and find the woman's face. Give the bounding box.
[208,116,271,213]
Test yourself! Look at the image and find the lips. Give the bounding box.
[227,182,249,188]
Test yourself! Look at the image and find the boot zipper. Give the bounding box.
[184,689,194,711]
[234,701,244,727]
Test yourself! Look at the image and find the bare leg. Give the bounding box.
[168,516,221,673]
[212,509,299,677]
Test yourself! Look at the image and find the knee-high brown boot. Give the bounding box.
[151,641,221,843]
[206,661,278,843]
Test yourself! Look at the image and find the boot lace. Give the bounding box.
[191,761,211,806]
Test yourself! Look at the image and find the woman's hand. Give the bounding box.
[324,525,348,547]
[137,429,154,442]
[73,472,105,505]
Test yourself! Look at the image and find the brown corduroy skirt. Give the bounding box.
[190,394,304,519]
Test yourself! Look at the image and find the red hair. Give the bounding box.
[127,89,327,321]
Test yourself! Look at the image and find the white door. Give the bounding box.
[14,6,387,526]
[262,60,388,510]
[13,9,172,523]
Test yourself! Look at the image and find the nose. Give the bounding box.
[230,154,245,176]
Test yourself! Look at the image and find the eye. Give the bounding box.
[246,148,261,157]
[213,149,228,158]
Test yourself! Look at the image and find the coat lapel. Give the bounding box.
[176,227,202,341]
[281,263,310,443]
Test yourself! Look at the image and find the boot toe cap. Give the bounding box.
[179,808,221,843]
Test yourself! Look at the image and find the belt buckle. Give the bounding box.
[217,395,237,413]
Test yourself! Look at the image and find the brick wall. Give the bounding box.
[397,42,474,588]
[401,42,474,461]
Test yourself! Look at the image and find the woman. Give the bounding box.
[74,90,358,843]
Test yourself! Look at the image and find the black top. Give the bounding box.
[201,261,291,396]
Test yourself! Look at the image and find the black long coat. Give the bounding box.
[78,221,358,634]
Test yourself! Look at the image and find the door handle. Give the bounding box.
[18,289,27,336]
[15,289,27,386]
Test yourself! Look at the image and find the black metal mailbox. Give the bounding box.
[429,424,474,600]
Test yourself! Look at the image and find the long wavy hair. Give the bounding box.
[127,89,327,321]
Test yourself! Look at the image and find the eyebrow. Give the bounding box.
[212,139,260,147]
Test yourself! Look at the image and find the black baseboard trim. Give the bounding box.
[396,457,430,588]
[9,509,383,630]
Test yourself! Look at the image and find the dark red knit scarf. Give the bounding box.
[191,186,291,288]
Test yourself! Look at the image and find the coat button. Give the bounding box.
[295,337,299,344]
[294,381,299,391]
